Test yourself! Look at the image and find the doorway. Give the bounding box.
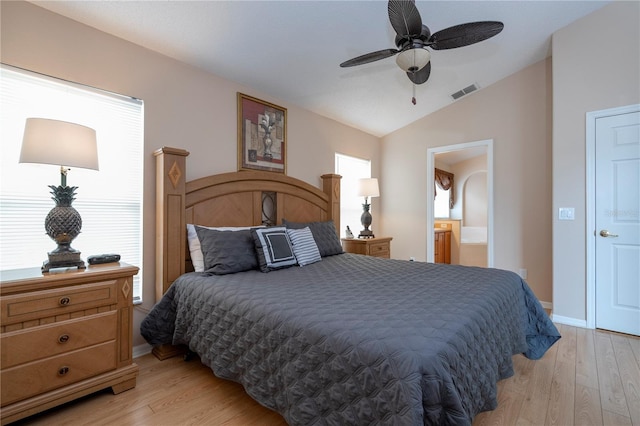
[426,140,494,266]
[586,104,640,335]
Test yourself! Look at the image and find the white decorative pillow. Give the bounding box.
[251,227,297,272]
[187,224,262,272]
[286,227,321,266]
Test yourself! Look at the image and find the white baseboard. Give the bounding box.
[551,314,588,328]
[133,343,153,359]
[540,300,552,310]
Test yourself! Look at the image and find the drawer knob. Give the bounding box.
[59,296,71,306]
[58,334,70,344]
[58,366,70,376]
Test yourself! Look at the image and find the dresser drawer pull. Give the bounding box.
[58,334,70,344]
[59,296,71,306]
[58,366,70,376]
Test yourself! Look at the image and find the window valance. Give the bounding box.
[435,168,454,209]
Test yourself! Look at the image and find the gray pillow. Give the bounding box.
[195,226,258,275]
[252,227,297,272]
[282,219,343,257]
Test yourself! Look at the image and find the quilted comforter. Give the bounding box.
[141,254,560,425]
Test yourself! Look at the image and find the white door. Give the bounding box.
[595,111,640,336]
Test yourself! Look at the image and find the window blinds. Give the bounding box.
[335,153,372,238]
[0,65,144,302]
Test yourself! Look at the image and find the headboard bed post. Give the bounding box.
[322,173,341,235]
[154,147,190,303]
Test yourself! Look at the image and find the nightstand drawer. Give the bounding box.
[1,280,118,325]
[1,340,117,406]
[368,242,390,258]
[1,311,117,369]
[341,237,392,259]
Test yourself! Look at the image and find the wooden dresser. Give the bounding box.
[341,237,392,259]
[434,229,451,264]
[0,263,139,425]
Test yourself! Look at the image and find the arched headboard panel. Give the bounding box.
[155,147,341,300]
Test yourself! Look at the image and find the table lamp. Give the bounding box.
[19,118,99,272]
[357,178,379,238]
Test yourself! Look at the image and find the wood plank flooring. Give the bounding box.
[12,324,639,426]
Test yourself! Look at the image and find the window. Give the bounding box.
[434,187,451,218]
[335,153,371,238]
[0,65,144,302]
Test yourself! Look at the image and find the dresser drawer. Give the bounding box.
[368,242,390,258]
[1,311,116,369]
[1,280,118,325]
[1,341,116,406]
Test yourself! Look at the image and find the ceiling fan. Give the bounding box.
[340,0,504,104]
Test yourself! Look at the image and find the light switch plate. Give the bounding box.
[559,207,575,220]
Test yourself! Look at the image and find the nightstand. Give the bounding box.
[0,262,139,425]
[341,237,392,259]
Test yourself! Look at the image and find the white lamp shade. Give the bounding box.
[357,178,380,198]
[395,48,431,73]
[20,118,99,171]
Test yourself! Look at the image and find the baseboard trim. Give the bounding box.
[551,314,588,328]
[540,300,552,310]
[133,343,153,359]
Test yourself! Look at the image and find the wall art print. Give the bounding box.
[237,93,287,174]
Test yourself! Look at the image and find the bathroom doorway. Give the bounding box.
[426,140,494,267]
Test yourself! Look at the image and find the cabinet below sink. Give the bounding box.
[434,229,451,264]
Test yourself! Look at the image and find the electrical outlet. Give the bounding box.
[518,268,527,279]
[409,257,415,262]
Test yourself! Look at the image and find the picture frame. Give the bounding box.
[237,93,287,174]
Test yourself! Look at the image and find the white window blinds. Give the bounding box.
[0,65,144,302]
[335,153,372,238]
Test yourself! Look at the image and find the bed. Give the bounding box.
[142,147,560,425]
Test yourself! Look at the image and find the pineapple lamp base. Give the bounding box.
[41,183,86,272]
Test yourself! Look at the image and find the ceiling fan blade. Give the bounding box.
[407,61,431,85]
[340,48,399,68]
[388,0,422,37]
[429,21,504,50]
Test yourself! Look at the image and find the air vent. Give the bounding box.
[450,83,479,101]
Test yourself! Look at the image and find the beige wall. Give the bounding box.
[381,58,553,303]
[552,2,640,322]
[452,154,488,225]
[1,1,381,347]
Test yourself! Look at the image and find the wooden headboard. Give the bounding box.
[154,147,341,300]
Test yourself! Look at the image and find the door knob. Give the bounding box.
[599,230,619,238]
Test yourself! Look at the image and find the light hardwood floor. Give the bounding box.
[12,324,640,426]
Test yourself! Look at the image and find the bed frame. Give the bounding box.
[154,146,341,333]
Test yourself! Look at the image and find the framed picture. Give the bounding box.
[237,93,287,174]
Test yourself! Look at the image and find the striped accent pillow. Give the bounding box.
[287,227,322,266]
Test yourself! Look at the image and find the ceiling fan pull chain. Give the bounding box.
[412,82,417,105]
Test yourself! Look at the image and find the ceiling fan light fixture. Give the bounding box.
[395,48,431,73]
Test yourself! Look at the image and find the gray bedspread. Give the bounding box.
[141,253,560,425]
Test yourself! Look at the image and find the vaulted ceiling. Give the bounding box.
[32,1,610,137]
